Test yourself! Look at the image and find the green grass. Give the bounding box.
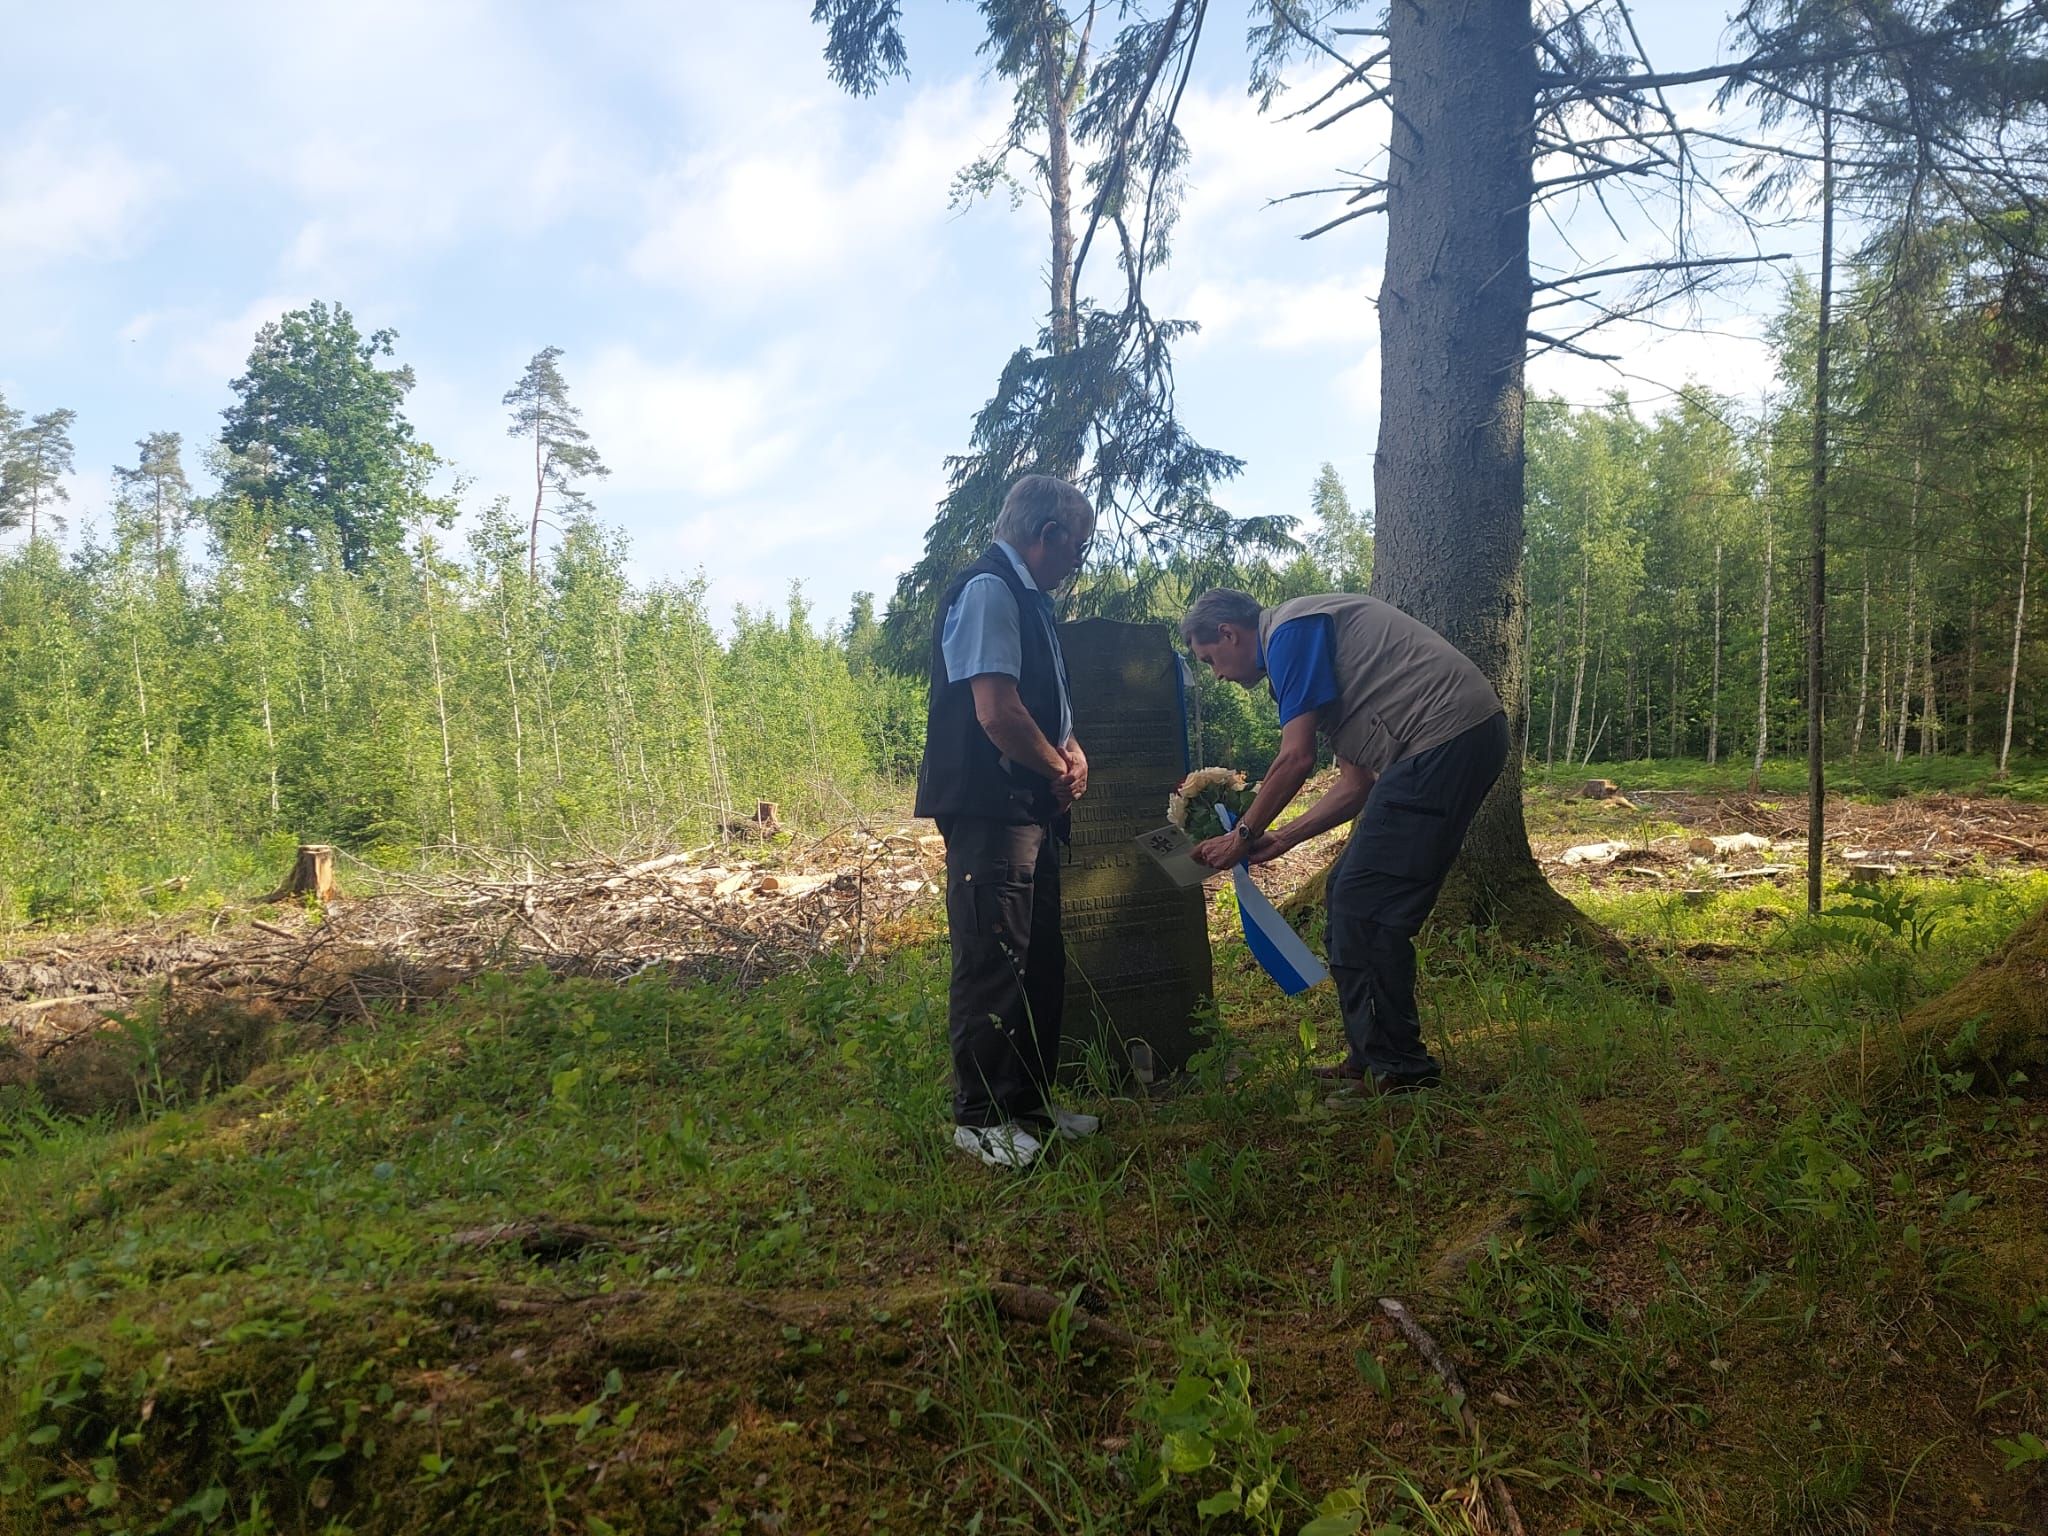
[2,865,2046,1531]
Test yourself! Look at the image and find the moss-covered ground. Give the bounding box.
[4,780,2047,1534]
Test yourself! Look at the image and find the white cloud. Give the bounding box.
[0,115,157,273]
[161,294,315,387]
[1179,271,1380,353]
[627,78,1014,303]
[1529,309,1777,415]
[576,345,805,501]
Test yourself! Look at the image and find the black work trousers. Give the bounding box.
[1326,712,1509,1079]
[939,815,1064,1130]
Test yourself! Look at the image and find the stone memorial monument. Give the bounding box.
[1055,617,1214,1082]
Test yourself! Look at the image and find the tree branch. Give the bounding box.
[1530,252,1794,292]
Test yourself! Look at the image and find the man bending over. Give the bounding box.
[1181,589,1508,1093]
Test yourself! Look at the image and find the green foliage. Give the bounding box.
[1176,773,1256,841]
[111,431,192,564]
[503,346,608,579]
[811,1,1293,666]
[218,301,445,571]
[1305,462,1371,592]
[2,848,2047,1530]
[0,406,77,544]
[1131,1330,1297,1532]
[0,507,920,924]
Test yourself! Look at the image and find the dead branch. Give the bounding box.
[1377,1298,1528,1536]
[986,1281,1160,1354]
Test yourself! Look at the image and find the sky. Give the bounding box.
[1,3,1817,626]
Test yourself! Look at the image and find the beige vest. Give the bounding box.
[1258,593,1503,775]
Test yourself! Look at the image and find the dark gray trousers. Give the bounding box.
[939,816,1064,1129]
[1326,713,1509,1078]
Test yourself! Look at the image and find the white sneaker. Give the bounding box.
[953,1123,1044,1168]
[1050,1106,1100,1140]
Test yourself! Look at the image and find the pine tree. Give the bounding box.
[112,432,193,569]
[503,347,609,583]
[3,409,78,544]
[0,392,20,537]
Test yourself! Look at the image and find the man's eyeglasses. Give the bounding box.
[1043,520,1092,561]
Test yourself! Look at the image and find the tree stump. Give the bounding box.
[755,800,780,829]
[269,844,338,904]
[1848,895,2048,1096]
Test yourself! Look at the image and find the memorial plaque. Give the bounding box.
[1056,618,1213,1082]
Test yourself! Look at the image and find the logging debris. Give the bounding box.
[3,825,944,1066]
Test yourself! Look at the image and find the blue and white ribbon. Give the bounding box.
[1216,807,1328,996]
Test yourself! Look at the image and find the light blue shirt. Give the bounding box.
[940,541,1073,747]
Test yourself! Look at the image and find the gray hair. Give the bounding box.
[1180,588,1263,646]
[993,474,1094,547]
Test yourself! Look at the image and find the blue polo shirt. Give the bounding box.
[1264,615,1340,726]
[939,541,1074,746]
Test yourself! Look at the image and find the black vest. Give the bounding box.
[914,547,1069,823]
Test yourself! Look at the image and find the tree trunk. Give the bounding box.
[1668,611,1681,759]
[1921,602,1937,758]
[1581,633,1607,766]
[1709,541,1723,764]
[1879,628,1892,753]
[1896,461,1921,761]
[422,560,459,847]
[1519,592,1534,760]
[530,423,547,585]
[1037,5,1079,357]
[259,662,280,818]
[1564,532,1589,768]
[1622,645,1636,761]
[1965,586,1979,756]
[1806,79,1833,915]
[498,594,527,840]
[1852,565,1871,756]
[2002,460,2033,779]
[1844,894,2048,1097]
[1545,583,1566,768]
[1752,494,1774,794]
[130,629,152,761]
[1365,0,1610,951]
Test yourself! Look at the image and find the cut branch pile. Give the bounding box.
[1537,790,2048,889]
[4,826,946,1065]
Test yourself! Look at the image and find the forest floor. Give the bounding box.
[2,762,2046,1535]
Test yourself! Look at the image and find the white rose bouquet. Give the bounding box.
[1167,767,1257,842]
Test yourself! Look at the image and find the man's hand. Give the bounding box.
[1239,832,1285,866]
[1195,829,1284,870]
[1053,740,1089,809]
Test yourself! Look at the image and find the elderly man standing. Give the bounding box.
[1180,589,1508,1093]
[915,475,1099,1168]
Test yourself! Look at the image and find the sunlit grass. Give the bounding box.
[2,815,2045,1532]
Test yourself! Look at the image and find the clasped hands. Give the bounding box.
[1052,741,1089,810]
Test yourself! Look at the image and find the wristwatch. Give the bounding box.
[1233,821,1257,845]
